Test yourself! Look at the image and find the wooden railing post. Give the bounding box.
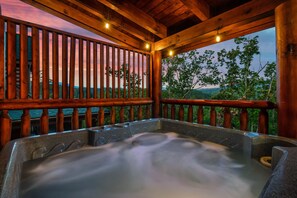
[56,109,64,132]
[240,108,248,131]
[152,51,162,118]
[129,106,134,121]
[110,106,116,124]
[138,105,143,120]
[210,106,216,126]
[223,107,232,128]
[258,108,268,134]
[171,104,175,120]
[146,105,151,119]
[163,104,168,118]
[197,106,203,124]
[98,107,105,126]
[21,109,31,137]
[85,107,92,128]
[40,109,49,134]
[120,106,125,123]
[0,110,12,147]
[188,105,193,122]
[179,105,184,121]
[72,108,79,130]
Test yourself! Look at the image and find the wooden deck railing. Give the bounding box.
[161,99,276,134]
[0,16,152,147]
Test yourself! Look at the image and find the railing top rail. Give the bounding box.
[1,15,151,55]
[0,98,153,110]
[161,99,276,109]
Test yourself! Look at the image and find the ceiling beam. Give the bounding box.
[179,0,210,21]
[97,0,167,39]
[70,0,154,42]
[155,0,285,52]
[22,0,143,49]
[165,13,275,57]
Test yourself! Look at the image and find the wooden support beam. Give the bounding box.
[179,0,210,21]
[276,0,297,138]
[22,0,143,49]
[155,0,284,52]
[97,0,167,38]
[172,13,274,56]
[152,51,162,118]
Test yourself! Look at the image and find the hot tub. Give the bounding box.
[0,119,297,198]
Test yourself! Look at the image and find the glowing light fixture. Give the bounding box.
[105,22,110,29]
[169,50,174,57]
[215,34,221,42]
[215,28,221,42]
[145,43,150,50]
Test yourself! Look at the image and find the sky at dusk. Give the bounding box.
[0,0,276,87]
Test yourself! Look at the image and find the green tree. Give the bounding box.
[162,50,220,98]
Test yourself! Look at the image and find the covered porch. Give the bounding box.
[0,0,297,148]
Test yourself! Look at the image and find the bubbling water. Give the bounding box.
[20,132,270,198]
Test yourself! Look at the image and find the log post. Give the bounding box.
[210,106,216,126]
[98,107,105,126]
[0,110,12,147]
[40,109,49,134]
[152,50,162,118]
[72,108,79,130]
[223,107,232,128]
[120,106,125,123]
[276,0,297,138]
[163,104,168,118]
[179,105,184,121]
[188,105,193,123]
[171,104,175,120]
[197,106,203,124]
[21,109,31,137]
[240,108,248,131]
[258,109,268,134]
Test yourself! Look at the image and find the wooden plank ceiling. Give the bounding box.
[22,0,285,56]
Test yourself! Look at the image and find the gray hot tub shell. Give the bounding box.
[0,118,297,198]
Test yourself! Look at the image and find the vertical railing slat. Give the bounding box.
[62,34,68,99]
[69,36,75,98]
[240,108,248,131]
[93,43,98,98]
[123,49,126,98]
[112,46,115,98]
[106,45,110,98]
[20,24,28,99]
[85,107,92,128]
[0,18,4,99]
[128,50,131,98]
[132,51,135,98]
[79,39,83,99]
[32,27,40,99]
[86,41,90,99]
[40,109,49,134]
[142,54,144,98]
[52,32,59,99]
[146,55,150,98]
[100,44,104,98]
[117,48,121,98]
[138,53,140,97]
[7,21,16,99]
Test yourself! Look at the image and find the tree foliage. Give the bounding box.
[162,50,220,98]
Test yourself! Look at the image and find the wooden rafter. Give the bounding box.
[70,0,154,42]
[155,0,285,52]
[97,0,167,39]
[22,0,143,49]
[179,0,210,21]
[170,12,275,56]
